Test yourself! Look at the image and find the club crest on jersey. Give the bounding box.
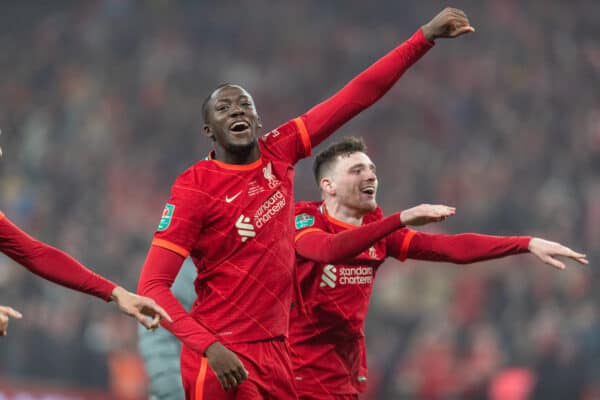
[263,162,281,189]
[295,213,315,230]
[157,203,175,231]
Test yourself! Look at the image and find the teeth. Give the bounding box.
[231,122,248,130]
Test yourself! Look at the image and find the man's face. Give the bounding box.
[203,85,262,154]
[326,152,378,213]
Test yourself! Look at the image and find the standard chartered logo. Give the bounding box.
[320,264,337,288]
[236,214,255,242]
[320,264,374,288]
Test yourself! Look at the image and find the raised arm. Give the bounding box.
[300,7,474,148]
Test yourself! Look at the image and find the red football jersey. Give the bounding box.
[290,201,413,396]
[153,118,311,346]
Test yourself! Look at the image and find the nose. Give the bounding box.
[229,105,245,118]
[365,169,377,181]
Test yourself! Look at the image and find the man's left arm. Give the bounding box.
[298,7,474,149]
[390,231,588,269]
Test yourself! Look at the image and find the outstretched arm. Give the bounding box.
[0,215,170,329]
[300,7,474,148]
[392,231,587,269]
[296,204,455,264]
[0,214,117,300]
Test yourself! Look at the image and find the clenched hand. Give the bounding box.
[422,7,475,41]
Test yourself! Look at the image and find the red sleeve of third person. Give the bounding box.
[0,213,116,301]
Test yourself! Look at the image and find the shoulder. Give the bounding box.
[294,202,324,230]
[173,159,212,187]
[294,201,323,215]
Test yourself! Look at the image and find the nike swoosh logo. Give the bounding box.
[225,191,242,203]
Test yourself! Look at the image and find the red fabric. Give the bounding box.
[291,202,392,396]
[301,28,433,148]
[0,214,116,301]
[180,340,296,400]
[295,213,403,264]
[388,231,531,263]
[290,201,530,396]
[138,120,306,355]
[137,245,218,354]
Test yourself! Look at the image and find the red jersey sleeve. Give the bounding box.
[152,168,205,257]
[298,29,433,148]
[295,207,404,264]
[387,230,531,264]
[0,212,116,301]
[260,118,312,165]
[138,246,218,354]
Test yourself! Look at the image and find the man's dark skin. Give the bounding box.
[199,7,474,392]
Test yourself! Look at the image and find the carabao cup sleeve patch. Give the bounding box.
[157,203,175,231]
[295,213,315,230]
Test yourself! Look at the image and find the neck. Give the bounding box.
[323,198,364,226]
[212,142,260,165]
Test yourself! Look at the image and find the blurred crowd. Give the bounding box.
[0,1,598,399]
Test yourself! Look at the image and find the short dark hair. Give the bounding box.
[202,83,233,124]
[313,136,367,184]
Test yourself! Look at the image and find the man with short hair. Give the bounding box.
[290,136,587,399]
[138,8,474,399]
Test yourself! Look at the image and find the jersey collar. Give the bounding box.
[207,150,263,171]
[320,203,362,229]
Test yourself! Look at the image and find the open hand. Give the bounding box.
[422,7,475,41]
[111,286,172,330]
[400,204,456,226]
[528,238,588,270]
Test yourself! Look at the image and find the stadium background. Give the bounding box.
[0,1,598,399]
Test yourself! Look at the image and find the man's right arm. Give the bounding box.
[137,246,217,353]
[295,204,455,264]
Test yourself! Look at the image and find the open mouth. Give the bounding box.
[361,187,376,195]
[229,121,250,134]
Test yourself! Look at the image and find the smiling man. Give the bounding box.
[289,137,588,399]
[137,8,474,399]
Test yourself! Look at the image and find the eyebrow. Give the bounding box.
[215,95,249,103]
[348,162,376,170]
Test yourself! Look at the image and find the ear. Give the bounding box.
[203,124,215,141]
[320,177,335,196]
[257,114,263,129]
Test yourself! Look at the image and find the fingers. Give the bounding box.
[135,311,154,330]
[138,296,173,324]
[150,302,172,323]
[453,26,475,37]
[544,256,566,270]
[219,367,249,391]
[0,314,8,336]
[0,306,23,319]
[428,204,456,221]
